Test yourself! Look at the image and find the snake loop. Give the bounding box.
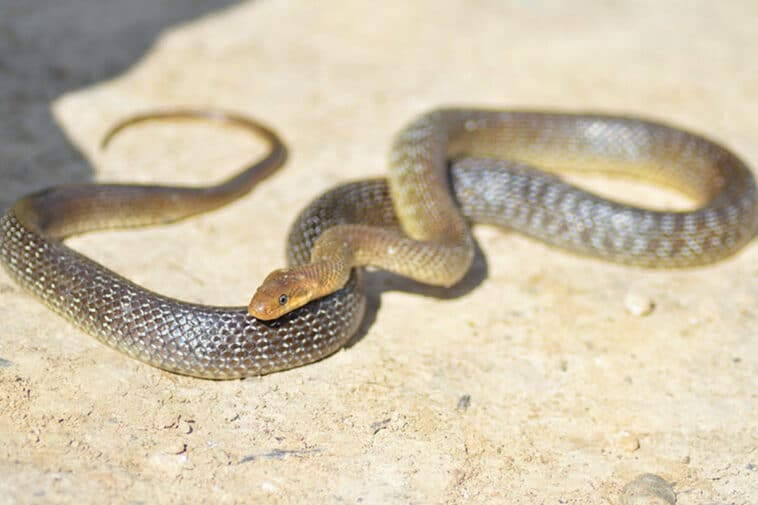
[1,109,755,378]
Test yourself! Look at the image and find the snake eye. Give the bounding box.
[278,294,289,306]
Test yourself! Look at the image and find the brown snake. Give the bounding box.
[1,109,756,379]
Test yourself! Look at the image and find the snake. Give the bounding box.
[0,109,755,379]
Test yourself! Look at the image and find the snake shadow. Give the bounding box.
[0,0,244,210]
[346,239,490,348]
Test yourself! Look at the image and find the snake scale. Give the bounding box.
[1,109,755,379]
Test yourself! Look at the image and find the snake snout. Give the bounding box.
[248,293,278,320]
[248,268,314,320]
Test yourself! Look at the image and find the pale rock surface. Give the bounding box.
[1,1,756,504]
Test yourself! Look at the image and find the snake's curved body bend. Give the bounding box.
[1,109,756,378]
[248,109,757,319]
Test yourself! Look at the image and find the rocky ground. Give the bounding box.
[1,1,756,504]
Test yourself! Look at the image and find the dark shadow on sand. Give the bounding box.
[344,240,490,349]
[0,0,244,208]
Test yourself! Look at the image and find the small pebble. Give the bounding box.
[624,292,656,317]
[456,394,471,411]
[261,481,278,493]
[618,431,640,452]
[620,473,676,505]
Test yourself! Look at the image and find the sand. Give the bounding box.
[1,1,756,503]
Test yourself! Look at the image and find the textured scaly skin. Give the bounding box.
[249,109,757,318]
[1,109,756,378]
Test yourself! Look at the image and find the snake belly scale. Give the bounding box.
[0,109,755,379]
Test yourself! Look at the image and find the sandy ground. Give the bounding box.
[1,1,757,504]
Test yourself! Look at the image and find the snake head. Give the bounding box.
[248,268,316,320]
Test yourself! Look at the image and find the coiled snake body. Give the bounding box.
[1,109,755,379]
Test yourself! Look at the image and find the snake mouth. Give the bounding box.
[248,268,315,320]
[248,294,281,320]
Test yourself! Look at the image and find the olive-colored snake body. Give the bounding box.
[1,109,755,378]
